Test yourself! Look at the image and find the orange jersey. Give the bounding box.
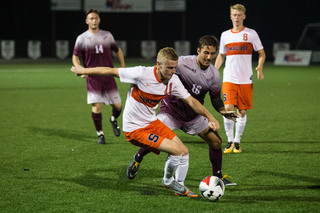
[118,66,190,132]
[219,27,264,84]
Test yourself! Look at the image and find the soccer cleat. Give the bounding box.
[224,142,234,154]
[221,175,237,186]
[98,134,106,145]
[175,189,198,197]
[126,155,140,179]
[110,117,120,137]
[233,143,242,153]
[162,179,190,196]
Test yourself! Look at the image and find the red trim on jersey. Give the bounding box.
[164,83,172,95]
[153,66,162,83]
[131,85,168,108]
[226,42,253,56]
[231,26,246,33]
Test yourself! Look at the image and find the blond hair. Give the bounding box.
[157,47,178,63]
[230,4,246,14]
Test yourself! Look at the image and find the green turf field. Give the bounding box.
[0,60,319,212]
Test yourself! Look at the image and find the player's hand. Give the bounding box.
[220,110,238,122]
[256,67,264,80]
[208,119,220,131]
[71,66,84,76]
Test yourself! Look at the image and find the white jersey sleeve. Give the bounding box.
[170,74,191,100]
[118,66,143,84]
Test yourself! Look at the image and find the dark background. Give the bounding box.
[1,0,319,60]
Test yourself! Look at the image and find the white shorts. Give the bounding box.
[87,90,121,105]
[157,112,208,136]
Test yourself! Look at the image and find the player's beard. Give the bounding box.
[199,61,210,70]
[90,24,99,31]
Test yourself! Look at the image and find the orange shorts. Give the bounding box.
[124,119,176,155]
[222,82,253,110]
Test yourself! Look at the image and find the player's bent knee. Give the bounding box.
[225,105,234,111]
[213,142,222,149]
[170,147,183,156]
[159,138,182,156]
[181,146,189,156]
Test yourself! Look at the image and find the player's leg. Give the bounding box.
[127,112,181,179]
[198,127,237,186]
[110,102,122,137]
[108,89,122,137]
[88,90,106,144]
[159,135,188,182]
[157,112,191,186]
[124,120,192,196]
[160,137,189,186]
[224,104,236,153]
[126,147,150,179]
[159,137,197,197]
[198,127,222,176]
[233,84,252,153]
[128,137,186,191]
[233,109,246,153]
[92,103,106,144]
[222,82,237,153]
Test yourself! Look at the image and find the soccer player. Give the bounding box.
[126,35,237,186]
[71,47,220,197]
[214,4,266,153]
[72,9,125,145]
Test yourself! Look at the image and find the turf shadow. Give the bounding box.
[27,126,93,143]
[251,170,320,185]
[56,167,171,196]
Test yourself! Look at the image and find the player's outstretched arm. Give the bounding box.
[70,66,119,78]
[72,55,87,78]
[210,95,237,121]
[219,110,238,122]
[183,96,220,131]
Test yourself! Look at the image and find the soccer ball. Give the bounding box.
[199,176,225,201]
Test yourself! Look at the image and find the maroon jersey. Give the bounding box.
[159,55,222,122]
[73,30,119,94]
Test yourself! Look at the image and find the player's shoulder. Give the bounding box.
[177,55,197,74]
[206,64,220,79]
[244,27,258,34]
[77,31,88,38]
[99,29,112,35]
[130,65,154,77]
[179,55,196,63]
[77,30,94,40]
[121,65,149,72]
[170,73,182,83]
[221,28,232,35]
[209,64,220,73]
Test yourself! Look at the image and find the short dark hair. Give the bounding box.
[197,35,219,50]
[86,9,100,18]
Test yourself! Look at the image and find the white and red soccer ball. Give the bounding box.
[199,176,225,201]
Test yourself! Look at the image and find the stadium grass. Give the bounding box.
[0,60,319,212]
